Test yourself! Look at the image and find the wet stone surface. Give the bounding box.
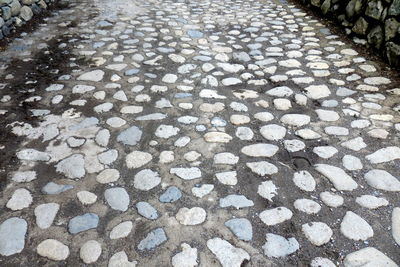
[0,0,400,265]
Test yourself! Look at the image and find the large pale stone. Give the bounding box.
[259,207,293,226]
[0,217,27,256]
[126,151,152,168]
[262,233,299,258]
[315,164,358,191]
[241,144,279,157]
[392,207,400,246]
[344,247,397,267]
[364,169,400,191]
[176,207,206,225]
[302,222,332,246]
[134,169,161,191]
[172,243,198,267]
[340,211,373,241]
[207,238,250,267]
[37,239,69,261]
[108,251,137,267]
[77,70,105,82]
[34,203,59,229]
[80,240,101,264]
[204,132,232,143]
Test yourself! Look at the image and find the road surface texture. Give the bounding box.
[0,0,400,266]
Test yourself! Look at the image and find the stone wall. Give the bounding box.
[0,0,55,40]
[297,0,400,68]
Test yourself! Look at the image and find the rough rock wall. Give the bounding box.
[0,0,55,40]
[298,0,400,68]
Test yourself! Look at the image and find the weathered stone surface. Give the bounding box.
[344,247,397,267]
[117,126,142,146]
[55,154,85,179]
[108,251,137,266]
[207,238,250,267]
[138,228,167,250]
[302,222,332,246]
[34,203,59,229]
[0,217,27,256]
[262,233,299,258]
[19,6,32,21]
[105,187,130,211]
[110,221,133,239]
[364,169,400,191]
[219,194,254,209]
[80,240,101,264]
[68,213,99,234]
[6,188,32,210]
[134,169,161,191]
[77,70,104,81]
[259,207,293,226]
[340,211,374,241]
[368,26,384,50]
[170,167,201,180]
[172,243,198,267]
[352,17,368,35]
[176,207,206,225]
[37,239,69,261]
[225,218,253,241]
[241,144,279,157]
[136,202,158,220]
[315,164,358,191]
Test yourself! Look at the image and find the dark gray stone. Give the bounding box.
[159,186,182,203]
[321,0,331,14]
[385,18,400,41]
[311,0,321,7]
[352,17,369,35]
[31,4,41,15]
[1,6,11,20]
[368,25,384,49]
[346,0,363,19]
[37,0,47,9]
[138,228,167,250]
[365,0,384,20]
[389,0,400,16]
[68,213,99,234]
[386,42,400,67]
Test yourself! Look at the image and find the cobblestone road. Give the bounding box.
[0,0,400,266]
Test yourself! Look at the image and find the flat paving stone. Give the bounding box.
[68,213,99,234]
[0,217,27,256]
[207,238,250,267]
[138,228,167,251]
[225,218,253,241]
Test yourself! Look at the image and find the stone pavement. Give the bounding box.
[0,0,400,266]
